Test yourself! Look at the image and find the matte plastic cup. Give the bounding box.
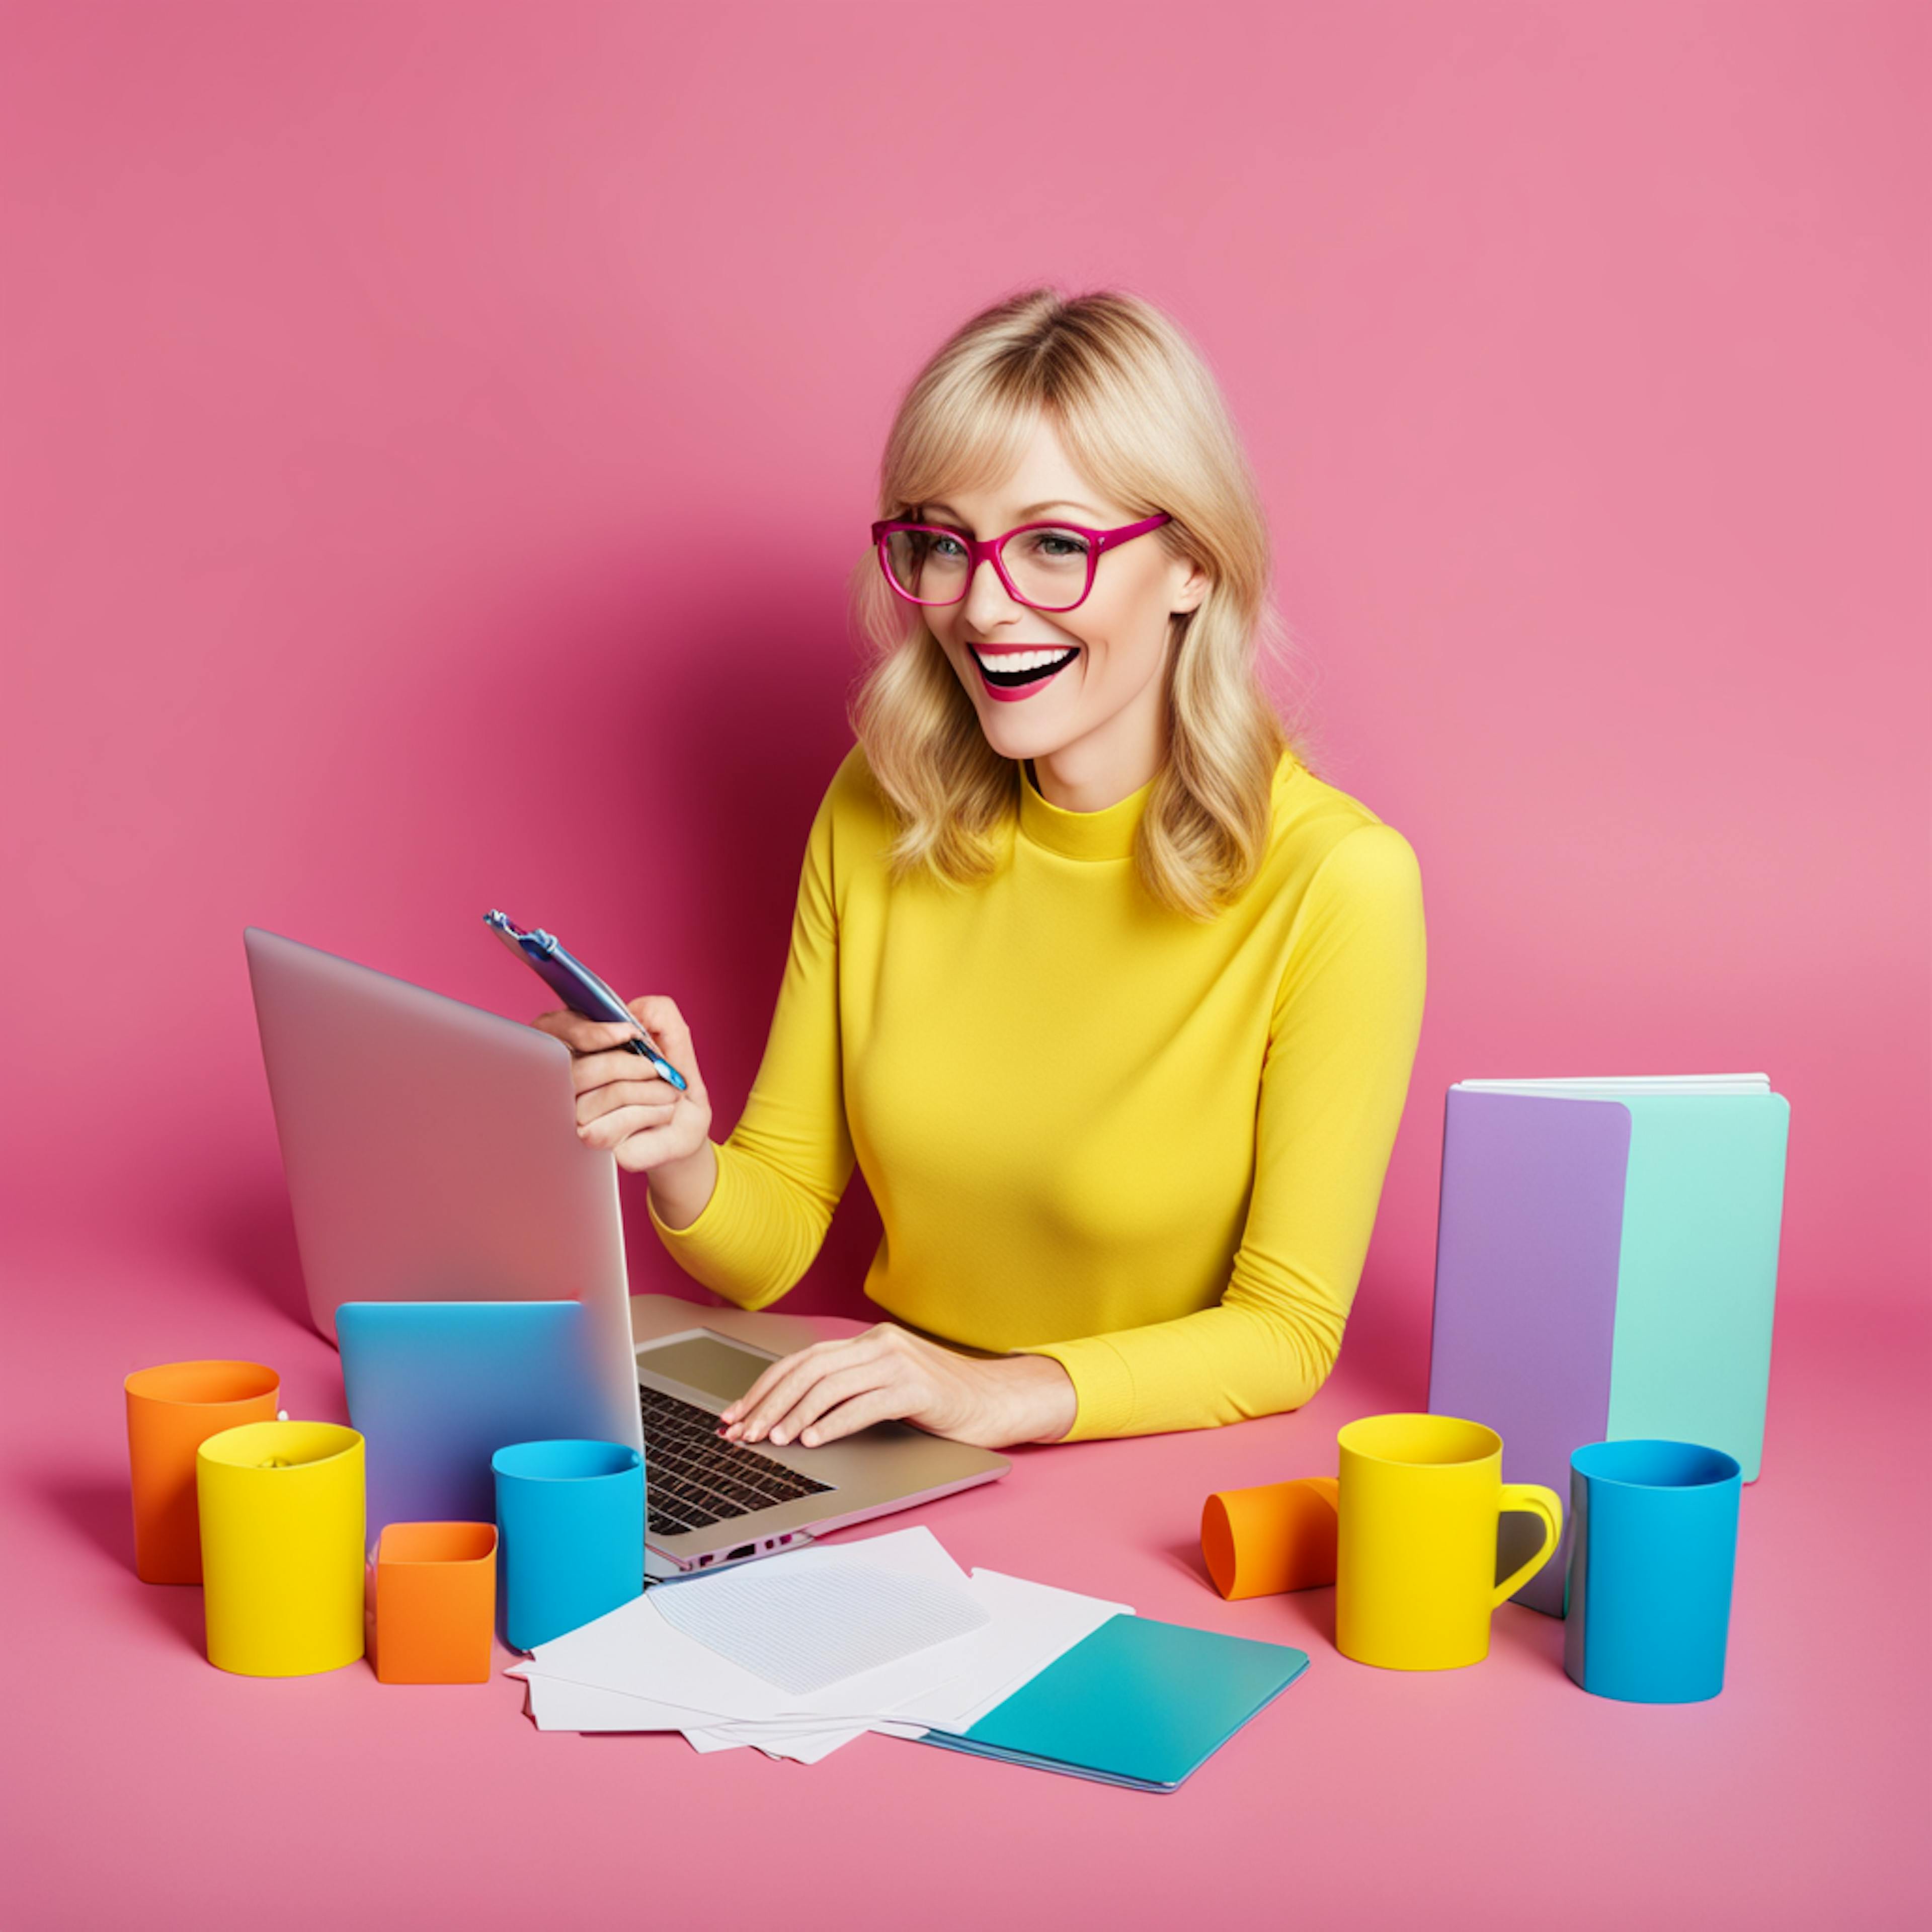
[124,1360,281,1583]
[492,1440,643,1651]
[1565,1439,1742,1703]
[375,1522,498,1684]
[197,1420,366,1676]
[1200,1478,1339,1599]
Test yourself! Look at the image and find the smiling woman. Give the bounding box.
[853,291,1287,911]
[537,289,1426,1451]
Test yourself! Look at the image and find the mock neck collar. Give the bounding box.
[1017,761,1153,862]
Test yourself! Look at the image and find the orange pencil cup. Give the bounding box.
[125,1360,281,1584]
[374,1522,498,1684]
[1201,1477,1340,1600]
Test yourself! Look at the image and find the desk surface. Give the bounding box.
[8,1236,1925,1929]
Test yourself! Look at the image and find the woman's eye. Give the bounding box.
[928,534,967,560]
[1028,530,1089,559]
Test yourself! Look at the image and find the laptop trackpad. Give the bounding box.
[635,1331,772,1405]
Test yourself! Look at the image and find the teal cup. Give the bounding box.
[492,1439,644,1651]
[1564,1439,1741,1703]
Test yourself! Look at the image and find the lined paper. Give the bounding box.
[653,1560,989,1695]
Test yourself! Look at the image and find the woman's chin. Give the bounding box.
[974,704,1079,763]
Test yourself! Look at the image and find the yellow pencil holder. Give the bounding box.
[197,1420,366,1677]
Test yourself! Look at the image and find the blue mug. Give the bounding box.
[1564,1439,1741,1703]
[492,1439,644,1651]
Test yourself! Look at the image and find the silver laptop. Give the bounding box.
[244,927,1008,1578]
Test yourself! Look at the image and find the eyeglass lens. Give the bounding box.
[882,526,1093,609]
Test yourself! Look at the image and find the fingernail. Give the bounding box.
[801,1430,818,1447]
[770,1429,788,1445]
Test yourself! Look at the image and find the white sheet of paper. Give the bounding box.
[523,1671,859,1760]
[525,1673,872,1761]
[517,1562,1127,1739]
[523,1673,693,1732]
[508,1526,982,1723]
[508,1527,1132,1767]
[652,1558,990,1694]
[881,1569,1129,1730]
[751,1725,871,1764]
[683,1729,745,1754]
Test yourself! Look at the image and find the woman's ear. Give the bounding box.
[1171,554,1211,616]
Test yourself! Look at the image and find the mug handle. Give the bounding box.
[1491,1484,1564,1607]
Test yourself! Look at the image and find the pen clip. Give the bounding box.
[484,909,547,963]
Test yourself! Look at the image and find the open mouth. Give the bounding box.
[969,645,1080,700]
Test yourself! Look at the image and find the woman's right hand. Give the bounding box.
[532,996,715,1207]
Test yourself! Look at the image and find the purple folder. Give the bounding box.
[1426,1090,1630,1617]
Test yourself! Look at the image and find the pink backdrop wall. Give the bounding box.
[5,3,1927,1364]
[3,6,1928,1926]
[6,3,1924,1374]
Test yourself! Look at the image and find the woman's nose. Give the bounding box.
[962,555,1022,628]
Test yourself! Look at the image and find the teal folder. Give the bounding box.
[917,1614,1309,1792]
[1600,1091,1790,1460]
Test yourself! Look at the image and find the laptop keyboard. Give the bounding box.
[639,1383,833,1538]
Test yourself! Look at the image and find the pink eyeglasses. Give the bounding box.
[871,513,1172,614]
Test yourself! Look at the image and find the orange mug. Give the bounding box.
[125,1360,280,1583]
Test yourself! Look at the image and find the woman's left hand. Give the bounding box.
[718,1324,1077,1451]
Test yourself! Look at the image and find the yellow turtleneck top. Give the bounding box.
[650,748,1426,1439]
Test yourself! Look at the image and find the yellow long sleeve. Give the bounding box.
[651,747,1425,1439]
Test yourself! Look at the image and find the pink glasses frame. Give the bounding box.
[870,513,1173,613]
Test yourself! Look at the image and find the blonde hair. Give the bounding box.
[850,288,1290,919]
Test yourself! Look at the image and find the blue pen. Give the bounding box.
[484,910,689,1093]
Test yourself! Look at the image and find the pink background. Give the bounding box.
[3,4,1925,1926]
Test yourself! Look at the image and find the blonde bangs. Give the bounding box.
[852,289,1291,917]
[881,361,1035,518]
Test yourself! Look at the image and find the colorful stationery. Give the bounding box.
[196,1419,366,1676]
[1332,1413,1560,1670]
[507,1527,1128,1765]
[374,1522,499,1684]
[1565,1439,1742,1704]
[1200,1476,1338,1599]
[338,1301,606,1541]
[124,1359,281,1584]
[1428,1074,1788,1614]
[492,1439,644,1651]
[917,1613,1309,1791]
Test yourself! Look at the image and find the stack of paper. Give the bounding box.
[506,1525,1129,1763]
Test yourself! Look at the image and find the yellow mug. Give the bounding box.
[1335,1413,1562,1671]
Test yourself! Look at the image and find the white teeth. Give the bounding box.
[973,647,1075,675]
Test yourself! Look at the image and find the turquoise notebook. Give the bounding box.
[917,1614,1309,1792]
[1430,1074,1790,1617]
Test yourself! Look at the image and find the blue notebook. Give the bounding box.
[917,1614,1309,1792]
[339,1300,609,1541]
